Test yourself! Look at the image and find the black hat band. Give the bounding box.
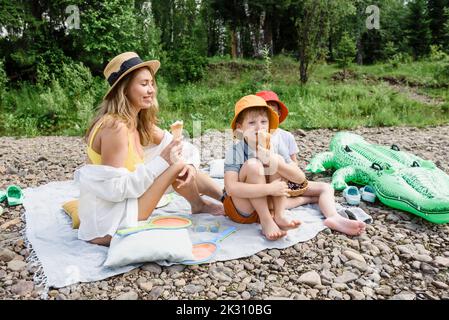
[107,56,143,86]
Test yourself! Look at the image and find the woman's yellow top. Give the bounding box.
[87,117,144,172]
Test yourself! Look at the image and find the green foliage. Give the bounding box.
[72,0,141,73]
[429,45,449,61]
[163,40,208,84]
[293,0,355,83]
[0,61,106,136]
[406,0,432,58]
[1,0,449,136]
[335,32,356,69]
[383,41,398,60]
[435,61,449,84]
[428,0,449,49]
[261,45,273,87]
[160,57,449,135]
[137,1,164,60]
[444,8,449,52]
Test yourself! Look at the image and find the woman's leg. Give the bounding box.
[89,163,220,246]
[302,181,366,236]
[232,159,287,240]
[195,171,224,201]
[268,172,301,230]
[172,171,224,216]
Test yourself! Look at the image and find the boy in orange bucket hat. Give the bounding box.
[254,91,367,237]
[223,95,306,241]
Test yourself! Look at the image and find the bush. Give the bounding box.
[335,32,356,69]
[429,45,449,62]
[163,40,208,84]
[388,52,413,68]
[0,61,106,136]
[435,63,449,84]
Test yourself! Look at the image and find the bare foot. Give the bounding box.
[191,199,225,216]
[260,218,287,240]
[274,213,301,231]
[324,214,366,236]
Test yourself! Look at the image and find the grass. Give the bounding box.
[1,55,448,137]
[161,56,449,134]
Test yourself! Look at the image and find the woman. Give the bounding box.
[77,52,224,246]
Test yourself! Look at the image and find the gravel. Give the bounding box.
[1,125,449,300]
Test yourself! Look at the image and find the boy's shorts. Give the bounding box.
[223,194,259,224]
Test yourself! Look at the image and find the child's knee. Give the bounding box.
[244,158,264,175]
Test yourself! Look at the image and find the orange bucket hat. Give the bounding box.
[103,52,160,100]
[256,90,289,124]
[230,95,279,131]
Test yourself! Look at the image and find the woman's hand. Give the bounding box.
[160,139,183,165]
[176,164,196,188]
[268,179,289,197]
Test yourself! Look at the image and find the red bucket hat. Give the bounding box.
[256,91,289,124]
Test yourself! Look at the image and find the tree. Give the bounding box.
[209,0,246,59]
[292,0,355,83]
[135,0,163,60]
[72,0,141,74]
[428,0,449,48]
[336,32,356,71]
[444,8,449,52]
[406,0,432,58]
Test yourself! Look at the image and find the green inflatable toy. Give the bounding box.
[306,132,449,224]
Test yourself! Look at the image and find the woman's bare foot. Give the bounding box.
[191,199,225,216]
[274,213,302,231]
[260,218,287,240]
[324,214,366,236]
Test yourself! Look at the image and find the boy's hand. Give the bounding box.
[244,130,258,150]
[269,179,289,197]
[257,147,279,168]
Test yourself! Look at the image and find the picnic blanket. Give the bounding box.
[22,177,369,296]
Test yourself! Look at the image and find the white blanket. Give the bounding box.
[22,177,361,292]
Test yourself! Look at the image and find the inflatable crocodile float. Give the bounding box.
[306,132,449,224]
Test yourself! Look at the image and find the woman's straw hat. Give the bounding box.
[103,52,160,99]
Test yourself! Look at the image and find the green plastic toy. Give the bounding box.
[6,185,24,206]
[306,132,449,224]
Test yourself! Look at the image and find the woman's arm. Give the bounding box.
[100,122,130,169]
[82,120,179,202]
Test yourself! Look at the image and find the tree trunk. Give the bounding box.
[263,13,273,55]
[300,61,308,84]
[356,37,363,65]
[328,34,334,61]
[231,28,237,59]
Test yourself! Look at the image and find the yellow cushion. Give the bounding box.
[62,199,80,229]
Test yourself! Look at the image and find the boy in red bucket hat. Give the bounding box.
[256,91,299,164]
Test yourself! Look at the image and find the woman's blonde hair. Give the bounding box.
[85,67,158,146]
